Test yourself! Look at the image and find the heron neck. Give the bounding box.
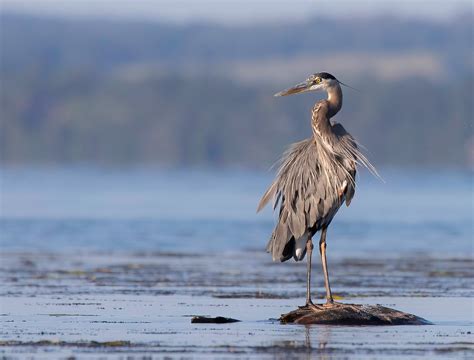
[326,84,343,118]
[311,84,343,141]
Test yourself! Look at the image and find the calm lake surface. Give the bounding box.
[0,167,473,359]
[1,167,472,255]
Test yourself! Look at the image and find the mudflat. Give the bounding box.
[1,250,472,359]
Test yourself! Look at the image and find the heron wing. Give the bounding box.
[260,127,360,261]
[261,139,338,261]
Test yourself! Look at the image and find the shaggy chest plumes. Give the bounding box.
[310,102,377,203]
[311,103,355,203]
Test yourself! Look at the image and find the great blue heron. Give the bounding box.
[257,72,377,308]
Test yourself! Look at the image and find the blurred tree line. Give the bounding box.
[1,13,472,168]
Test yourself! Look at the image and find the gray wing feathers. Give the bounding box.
[345,167,356,206]
[257,182,278,212]
[259,139,336,261]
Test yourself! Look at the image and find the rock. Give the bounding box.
[191,316,241,324]
[280,303,431,325]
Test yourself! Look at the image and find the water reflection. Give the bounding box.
[306,325,332,360]
[270,325,333,359]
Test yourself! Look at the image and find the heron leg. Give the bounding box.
[305,236,314,306]
[319,227,334,304]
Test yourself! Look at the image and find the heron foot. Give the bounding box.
[300,300,314,309]
[308,303,324,311]
[300,301,324,311]
[322,300,342,308]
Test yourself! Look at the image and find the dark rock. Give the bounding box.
[280,303,432,325]
[191,316,241,324]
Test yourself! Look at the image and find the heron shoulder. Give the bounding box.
[331,122,353,141]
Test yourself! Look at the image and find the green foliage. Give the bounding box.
[2,71,472,167]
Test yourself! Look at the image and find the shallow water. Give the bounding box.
[0,167,473,358]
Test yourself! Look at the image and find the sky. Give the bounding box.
[1,0,472,24]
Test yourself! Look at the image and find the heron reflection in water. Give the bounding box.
[258,72,378,308]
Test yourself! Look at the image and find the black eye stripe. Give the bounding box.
[317,72,336,80]
[308,73,335,83]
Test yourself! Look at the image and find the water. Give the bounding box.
[0,167,472,255]
[0,167,473,359]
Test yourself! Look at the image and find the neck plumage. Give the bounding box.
[311,83,343,140]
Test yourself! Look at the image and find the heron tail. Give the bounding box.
[266,235,295,262]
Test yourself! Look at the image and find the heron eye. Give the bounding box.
[314,77,321,84]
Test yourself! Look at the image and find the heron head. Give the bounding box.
[274,72,339,97]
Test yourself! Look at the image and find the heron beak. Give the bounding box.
[274,81,312,97]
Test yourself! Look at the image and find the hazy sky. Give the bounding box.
[2,0,472,24]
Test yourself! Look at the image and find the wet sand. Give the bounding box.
[0,251,473,359]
